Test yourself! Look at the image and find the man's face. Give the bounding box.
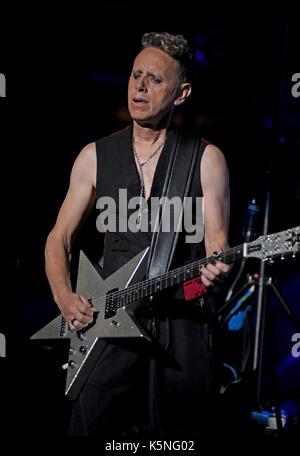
[128,47,181,126]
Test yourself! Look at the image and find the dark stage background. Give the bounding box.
[1,5,300,443]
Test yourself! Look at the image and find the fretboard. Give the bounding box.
[105,244,245,314]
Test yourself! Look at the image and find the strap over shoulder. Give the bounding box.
[147,130,203,279]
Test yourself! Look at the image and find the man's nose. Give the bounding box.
[136,77,147,91]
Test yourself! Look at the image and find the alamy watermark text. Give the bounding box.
[0,333,6,357]
[96,190,204,243]
[0,73,6,97]
[291,73,300,98]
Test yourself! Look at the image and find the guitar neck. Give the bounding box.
[113,244,245,309]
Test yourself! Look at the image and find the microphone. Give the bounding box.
[243,198,260,242]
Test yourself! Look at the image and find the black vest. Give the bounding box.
[95,124,207,277]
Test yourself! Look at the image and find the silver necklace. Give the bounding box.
[132,137,165,229]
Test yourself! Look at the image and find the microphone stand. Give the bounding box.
[251,20,299,432]
[220,181,300,433]
[252,177,300,433]
[251,174,285,432]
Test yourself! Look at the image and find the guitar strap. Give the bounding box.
[146,130,205,279]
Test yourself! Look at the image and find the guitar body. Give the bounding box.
[31,248,150,399]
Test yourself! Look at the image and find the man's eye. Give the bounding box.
[133,72,141,79]
[151,76,162,84]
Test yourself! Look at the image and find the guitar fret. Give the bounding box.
[146,282,150,296]
[164,276,170,290]
[149,281,154,296]
[192,263,199,278]
[129,289,133,303]
[185,267,191,280]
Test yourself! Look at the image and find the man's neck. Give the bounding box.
[132,112,173,145]
[133,129,167,147]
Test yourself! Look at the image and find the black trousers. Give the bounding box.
[68,300,220,436]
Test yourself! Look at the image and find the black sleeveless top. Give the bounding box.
[95,123,208,277]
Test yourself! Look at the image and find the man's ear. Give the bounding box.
[174,83,192,106]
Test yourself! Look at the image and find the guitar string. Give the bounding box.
[91,244,245,308]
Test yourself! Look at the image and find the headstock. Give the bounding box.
[247,226,300,261]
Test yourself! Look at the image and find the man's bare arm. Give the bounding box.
[200,144,231,287]
[45,142,97,328]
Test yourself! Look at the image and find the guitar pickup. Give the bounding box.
[104,292,118,319]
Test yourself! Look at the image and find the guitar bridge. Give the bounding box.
[105,304,117,319]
